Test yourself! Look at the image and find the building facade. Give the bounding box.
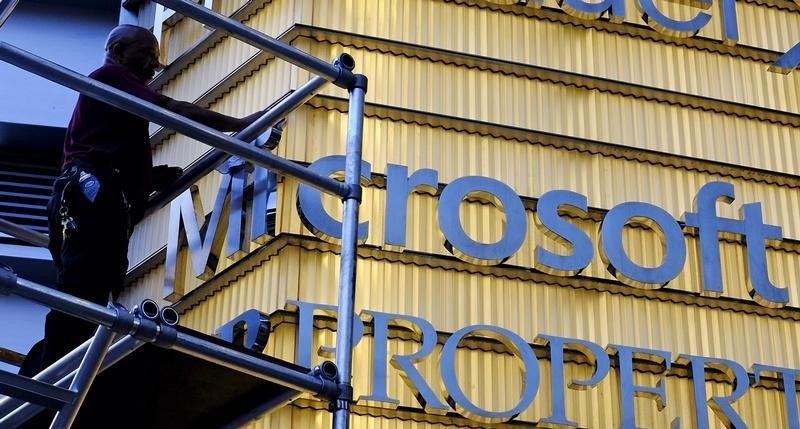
[121,0,800,427]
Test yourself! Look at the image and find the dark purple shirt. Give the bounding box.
[63,63,170,207]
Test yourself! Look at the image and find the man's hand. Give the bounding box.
[152,165,183,192]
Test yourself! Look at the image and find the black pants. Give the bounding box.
[19,166,131,377]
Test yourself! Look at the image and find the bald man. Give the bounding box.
[19,25,264,377]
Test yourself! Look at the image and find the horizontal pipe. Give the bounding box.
[170,331,336,399]
[0,42,349,198]
[0,218,48,248]
[153,0,355,88]
[0,272,337,402]
[10,277,119,329]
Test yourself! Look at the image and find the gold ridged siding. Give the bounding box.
[120,0,800,426]
[173,245,800,427]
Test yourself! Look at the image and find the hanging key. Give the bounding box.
[60,205,77,238]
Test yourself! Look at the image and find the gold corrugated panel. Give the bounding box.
[170,251,799,427]
[160,33,258,102]
[157,0,301,100]
[160,0,800,114]
[295,43,800,175]
[302,0,800,112]
[281,107,800,240]
[153,55,295,160]
[217,0,248,16]
[447,0,800,54]
[162,14,210,64]
[173,245,800,370]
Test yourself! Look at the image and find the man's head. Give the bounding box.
[105,25,161,82]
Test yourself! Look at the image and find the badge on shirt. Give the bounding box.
[78,171,100,203]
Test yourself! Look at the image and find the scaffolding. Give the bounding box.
[0,0,366,427]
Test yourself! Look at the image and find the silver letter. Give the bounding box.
[384,164,439,251]
[635,0,711,38]
[534,190,593,276]
[607,344,671,429]
[358,310,448,413]
[537,335,610,427]
[286,300,364,368]
[752,364,800,428]
[251,167,278,245]
[740,203,787,307]
[677,354,749,428]
[600,202,686,288]
[297,155,371,243]
[438,176,528,265]
[441,325,539,423]
[164,176,232,301]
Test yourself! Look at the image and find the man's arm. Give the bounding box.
[161,99,264,132]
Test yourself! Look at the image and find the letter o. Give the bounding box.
[438,177,527,265]
[599,202,686,288]
[440,325,539,423]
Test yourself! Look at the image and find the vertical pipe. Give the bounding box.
[331,75,368,429]
[49,327,115,428]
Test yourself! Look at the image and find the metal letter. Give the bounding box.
[599,202,686,288]
[677,354,750,428]
[770,41,800,75]
[438,176,528,265]
[297,155,371,243]
[440,325,539,423]
[635,0,711,38]
[558,0,624,22]
[286,300,364,368]
[358,310,448,413]
[752,364,800,429]
[164,176,232,301]
[608,344,672,429]
[251,166,278,245]
[536,335,610,427]
[216,308,270,353]
[534,190,593,276]
[226,166,249,261]
[384,164,439,251]
[718,0,739,45]
[740,203,788,307]
[682,182,745,296]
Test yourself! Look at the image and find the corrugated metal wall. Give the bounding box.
[124,0,800,426]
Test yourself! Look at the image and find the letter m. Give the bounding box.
[164,174,236,301]
[770,41,800,74]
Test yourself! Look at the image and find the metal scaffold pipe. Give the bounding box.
[153,0,356,88]
[332,74,368,429]
[0,42,349,198]
[0,271,339,402]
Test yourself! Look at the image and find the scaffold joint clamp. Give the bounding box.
[343,184,362,202]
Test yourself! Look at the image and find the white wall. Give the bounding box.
[0,2,117,127]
